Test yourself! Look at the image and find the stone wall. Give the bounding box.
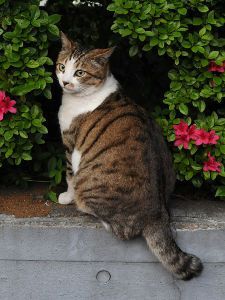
[0,192,225,299]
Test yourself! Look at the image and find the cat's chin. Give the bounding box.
[62,87,77,94]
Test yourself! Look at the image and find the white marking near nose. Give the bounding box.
[63,58,76,83]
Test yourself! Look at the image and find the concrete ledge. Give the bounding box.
[0,187,225,300]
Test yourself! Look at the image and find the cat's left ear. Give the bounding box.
[60,31,78,51]
[88,47,116,61]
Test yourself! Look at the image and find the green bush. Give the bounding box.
[108,0,225,197]
[0,0,61,193]
[2,0,225,200]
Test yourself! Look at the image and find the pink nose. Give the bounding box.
[63,81,69,86]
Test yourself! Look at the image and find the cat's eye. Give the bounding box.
[74,70,85,77]
[58,64,65,72]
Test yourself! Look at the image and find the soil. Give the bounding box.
[0,183,53,218]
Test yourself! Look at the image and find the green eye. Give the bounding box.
[74,70,85,77]
[58,64,65,72]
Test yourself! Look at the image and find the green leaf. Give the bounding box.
[208,51,219,59]
[168,133,175,142]
[48,24,59,36]
[11,81,40,95]
[22,153,32,161]
[197,101,206,112]
[170,81,182,91]
[199,27,206,37]
[47,191,58,203]
[19,131,28,138]
[136,28,145,34]
[48,157,57,170]
[179,103,188,115]
[55,171,62,184]
[203,171,210,180]
[214,77,222,85]
[129,45,138,57]
[185,171,193,180]
[182,41,191,48]
[26,60,39,68]
[5,148,13,158]
[32,119,42,127]
[192,178,203,188]
[29,5,40,19]
[168,70,177,80]
[20,105,29,113]
[193,18,202,25]
[15,19,30,29]
[198,5,209,13]
[48,14,61,25]
[43,89,52,99]
[178,8,187,15]
[31,105,39,119]
[4,131,13,141]
[15,157,22,165]
[119,28,132,37]
[150,37,158,46]
[220,145,225,154]
[215,186,225,197]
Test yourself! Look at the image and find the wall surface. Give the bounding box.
[0,196,225,300]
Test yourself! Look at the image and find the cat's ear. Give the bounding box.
[60,31,77,51]
[87,47,116,61]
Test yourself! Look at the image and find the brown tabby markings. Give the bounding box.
[57,33,203,280]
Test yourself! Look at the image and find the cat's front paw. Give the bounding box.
[58,191,73,205]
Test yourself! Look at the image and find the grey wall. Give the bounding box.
[1,196,225,300]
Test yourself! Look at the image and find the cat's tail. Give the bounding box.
[142,217,203,280]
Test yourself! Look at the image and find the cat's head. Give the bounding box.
[56,32,115,95]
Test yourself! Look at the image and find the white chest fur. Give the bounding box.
[58,75,118,132]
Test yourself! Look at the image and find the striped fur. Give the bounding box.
[56,33,203,280]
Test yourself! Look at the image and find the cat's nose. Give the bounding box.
[63,81,69,86]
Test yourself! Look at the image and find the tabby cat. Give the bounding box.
[56,32,203,280]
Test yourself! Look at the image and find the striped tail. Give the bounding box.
[142,218,203,280]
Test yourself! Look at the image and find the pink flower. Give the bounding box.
[203,153,222,172]
[0,91,6,102]
[173,120,220,149]
[193,129,220,145]
[208,61,225,73]
[188,124,198,140]
[3,96,17,114]
[208,130,220,145]
[173,121,198,149]
[173,120,190,149]
[173,120,189,136]
[0,90,17,121]
[174,135,190,149]
[194,129,210,145]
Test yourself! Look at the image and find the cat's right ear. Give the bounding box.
[60,32,77,51]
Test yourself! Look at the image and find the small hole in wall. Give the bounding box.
[96,270,111,284]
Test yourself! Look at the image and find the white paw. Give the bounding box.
[58,192,73,205]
